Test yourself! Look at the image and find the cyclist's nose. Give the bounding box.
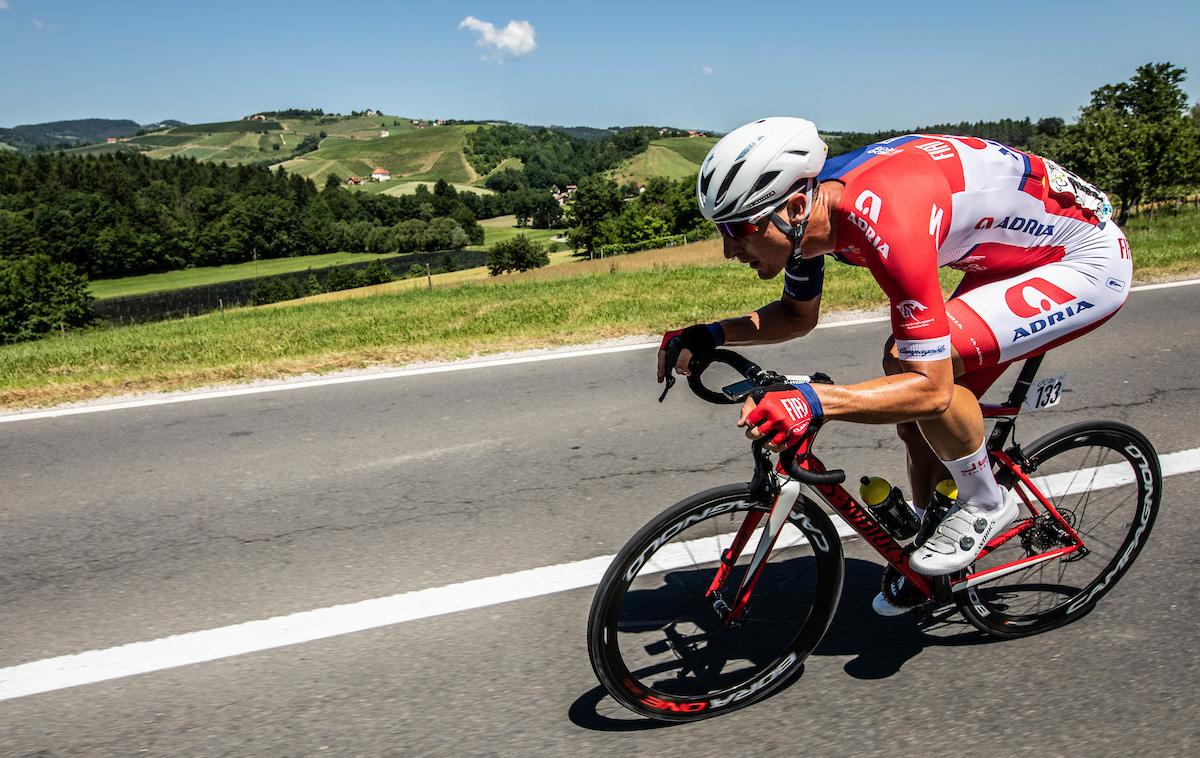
[722,236,741,260]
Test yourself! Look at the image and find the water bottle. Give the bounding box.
[858,476,920,540]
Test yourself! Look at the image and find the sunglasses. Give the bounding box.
[715,219,764,239]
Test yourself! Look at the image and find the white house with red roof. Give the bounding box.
[371,168,391,182]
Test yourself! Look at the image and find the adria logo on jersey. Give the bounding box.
[1004,277,1094,341]
[847,190,890,258]
[976,216,1056,237]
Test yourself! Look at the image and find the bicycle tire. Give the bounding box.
[958,420,1161,638]
[587,483,843,721]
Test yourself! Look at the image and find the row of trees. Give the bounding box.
[466,125,663,191]
[823,63,1200,226]
[0,152,501,280]
[567,175,710,256]
[1049,62,1199,225]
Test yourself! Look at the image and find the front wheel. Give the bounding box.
[959,421,1161,637]
[587,483,844,721]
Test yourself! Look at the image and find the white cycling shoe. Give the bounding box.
[909,495,1019,576]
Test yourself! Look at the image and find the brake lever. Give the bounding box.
[658,373,675,403]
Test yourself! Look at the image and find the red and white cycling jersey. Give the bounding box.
[807,134,1131,384]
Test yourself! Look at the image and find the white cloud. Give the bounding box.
[459,16,536,62]
[33,18,44,29]
[702,65,714,76]
[0,1,11,11]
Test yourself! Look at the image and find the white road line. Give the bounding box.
[4,277,1196,424]
[2,446,1197,702]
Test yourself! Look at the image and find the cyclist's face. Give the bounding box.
[720,215,792,279]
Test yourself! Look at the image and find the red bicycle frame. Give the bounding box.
[706,355,1087,623]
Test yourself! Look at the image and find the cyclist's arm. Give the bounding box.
[719,293,821,345]
[807,355,955,423]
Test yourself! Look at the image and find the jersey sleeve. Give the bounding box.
[836,154,954,362]
[782,254,825,301]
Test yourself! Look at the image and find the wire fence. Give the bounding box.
[594,229,717,258]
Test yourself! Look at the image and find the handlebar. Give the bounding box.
[662,341,846,486]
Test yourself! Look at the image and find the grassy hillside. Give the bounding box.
[351,180,494,197]
[57,117,718,191]
[277,124,481,185]
[77,113,418,167]
[609,136,717,185]
[4,207,1197,408]
[88,252,407,300]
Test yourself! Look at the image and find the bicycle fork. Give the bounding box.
[705,479,803,625]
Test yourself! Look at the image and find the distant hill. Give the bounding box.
[608,136,718,185]
[0,118,145,152]
[35,109,724,190]
[278,122,479,186]
[72,113,421,168]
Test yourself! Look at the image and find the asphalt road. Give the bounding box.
[2,283,1198,756]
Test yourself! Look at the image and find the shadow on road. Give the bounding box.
[569,557,996,730]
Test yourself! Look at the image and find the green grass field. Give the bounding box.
[88,253,407,300]
[466,216,564,250]
[5,208,1196,409]
[651,136,720,164]
[609,137,717,185]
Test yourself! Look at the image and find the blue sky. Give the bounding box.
[2,1,1198,132]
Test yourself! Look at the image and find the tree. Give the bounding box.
[324,174,343,191]
[530,193,564,228]
[569,175,622,256]
[1052,62,1197,225]
[0,254,93,343]
[360,259,394,285]
[422,217,469,251]
[486,234,549,276]
[0,210,44,259]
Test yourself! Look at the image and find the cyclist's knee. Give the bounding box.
[896,420,926,448]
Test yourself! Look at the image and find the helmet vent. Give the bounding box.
[714,160,745,206]
[698,167,714,199]
[750,170,780,194]
[786,150,810,156]
[714,198,740,221]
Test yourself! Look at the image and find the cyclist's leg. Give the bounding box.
[882,338,953,512]
[945,224,1133,390]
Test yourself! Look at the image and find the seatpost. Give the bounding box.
[1005,354,1045,407]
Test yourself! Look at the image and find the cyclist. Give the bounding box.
[658,117,1131,613]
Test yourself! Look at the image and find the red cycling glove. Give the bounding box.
[745,384,824,448]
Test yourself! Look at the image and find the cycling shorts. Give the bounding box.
[945,222,1133,396]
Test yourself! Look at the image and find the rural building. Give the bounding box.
[346,176,364,186]
[106,137,119,144]
[246,114,267,121]
[379,129,389,138]
[371,168,391,182]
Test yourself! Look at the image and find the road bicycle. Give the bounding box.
[586,348,1161,721]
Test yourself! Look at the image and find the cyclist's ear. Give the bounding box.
[785,191,811,225]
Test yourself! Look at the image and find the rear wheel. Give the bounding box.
[587,484,843,721]
[959,421,1160,637]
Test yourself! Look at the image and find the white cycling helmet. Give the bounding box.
[698,117,828,224]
